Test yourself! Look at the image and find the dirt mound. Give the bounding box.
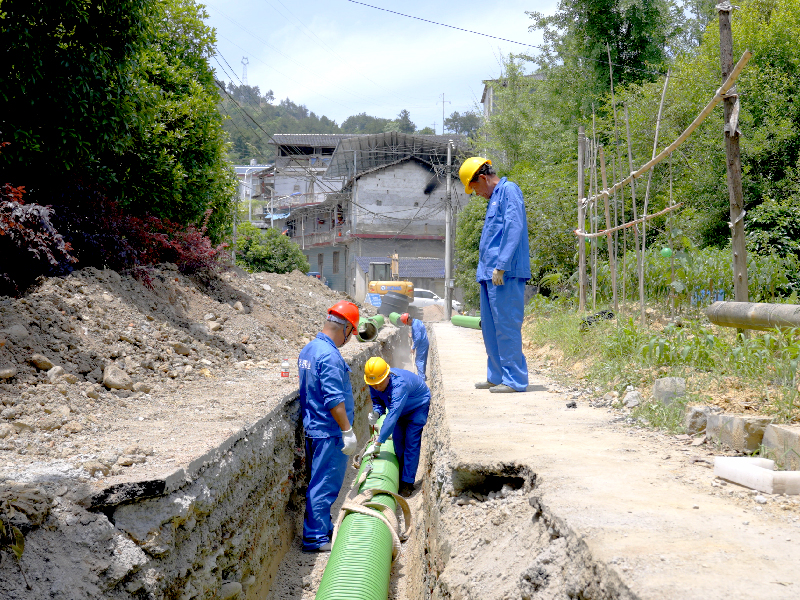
[0,265,375,465]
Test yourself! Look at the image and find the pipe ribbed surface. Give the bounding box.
[451,314,481,329]
[315,424,400,600]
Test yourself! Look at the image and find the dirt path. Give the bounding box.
[425,323,800,599]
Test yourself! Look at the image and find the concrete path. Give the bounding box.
[433,322,800,599]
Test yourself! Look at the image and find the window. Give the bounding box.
[333,251,340,274]
[318,254,323,272]
[415,290,433,299]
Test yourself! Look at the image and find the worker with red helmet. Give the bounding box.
[399,313,429,381]
[297,300,360,552]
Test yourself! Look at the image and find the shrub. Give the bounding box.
[0,142,76,295]
[235,222,310,274]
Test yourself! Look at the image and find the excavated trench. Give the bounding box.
[0,323,633,600]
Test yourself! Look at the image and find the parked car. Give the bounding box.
[306,272,327,284]
[410,288,462,314]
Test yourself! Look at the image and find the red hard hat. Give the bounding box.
[328,300,359,330]
[400,313,411,325]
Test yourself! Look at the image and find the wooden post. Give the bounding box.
[578,126,587,311]
[624,104,645,325]
[600,147,618,312]
[719,2,749,303]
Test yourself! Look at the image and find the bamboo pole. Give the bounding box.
[578,126,587,312]
[600,147,617,311]
[623,104,645,324]
[575,203,683,238]
[591,109,599,310]
[580,50,752,209]
[607,44,623,311]
[669,153,675,318]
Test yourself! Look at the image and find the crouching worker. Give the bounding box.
[363,357,431,497]
[400,313,429,381]
[297,300,360,553]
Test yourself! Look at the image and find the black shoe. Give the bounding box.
[399,482,415,498]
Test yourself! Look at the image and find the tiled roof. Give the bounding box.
[355,256,444,279]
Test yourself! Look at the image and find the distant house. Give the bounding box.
[234,163,274,226]
[481,72,545,120]
[284,132,468,296]
[353,256,447,303]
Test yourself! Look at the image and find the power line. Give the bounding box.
[346,0,676,79]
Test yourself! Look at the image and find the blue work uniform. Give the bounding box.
[370,368,431,485]
[410,319,429,380]
[297,332,354,551]
[477,177,531,392]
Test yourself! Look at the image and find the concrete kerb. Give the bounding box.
[0,324,404,600]
[763,424,800,470]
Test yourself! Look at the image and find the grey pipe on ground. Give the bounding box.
[706,301,800,330]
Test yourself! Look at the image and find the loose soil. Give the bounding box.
[0,265,376,486]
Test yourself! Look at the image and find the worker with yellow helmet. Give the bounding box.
[458,157,530,393]
[363,357,431,497]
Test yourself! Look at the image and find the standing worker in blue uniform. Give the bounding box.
[459,157,531,393]
[297,300,360,553]
[363,357,431,497]
[399,313,429,380]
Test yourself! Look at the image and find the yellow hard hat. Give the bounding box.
[459,157,491,194]
[364,356,390,386]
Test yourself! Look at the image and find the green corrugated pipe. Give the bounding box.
[357,315,385,342]
[451,314,481,329]
[315,418,399,600]
[388,312,402,326]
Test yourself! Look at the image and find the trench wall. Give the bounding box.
[0,327,403,600]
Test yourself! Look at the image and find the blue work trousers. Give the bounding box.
[480,278,529,391]
[414,346,429,381]
[303,436,347,551]
[393,402,430,484]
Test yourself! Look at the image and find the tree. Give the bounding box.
[0,0,151,192]
[417,126,435,135]
[341,113,392,134]
[527,0,677,95]
[119,0,237,241]
[445,111,482,137]
[396,109,416,133]
[235,222,310,273]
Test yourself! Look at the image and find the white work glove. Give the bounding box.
[365,442,382,457]
[341,428,357,455]
[492,269,505,286]
[367,411,380,426]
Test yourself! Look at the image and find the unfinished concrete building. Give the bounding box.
[284,133,467,296]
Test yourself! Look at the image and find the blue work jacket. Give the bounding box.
[476,177,531,282]
[298,333,354,438]
[370,369,430,445]
[410,319,428,352]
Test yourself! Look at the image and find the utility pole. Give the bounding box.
[438,93,451,133]
[578,126,587,312]
[718,2,749,303]
[445,140,453,321]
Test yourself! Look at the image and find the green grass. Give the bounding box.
[524,299,800,426]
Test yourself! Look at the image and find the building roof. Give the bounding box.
[269,134,368,148]
[234,165,273,176]
[355,256,445,279]
[325,132,468,180]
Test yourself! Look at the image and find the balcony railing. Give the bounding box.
[295,226,350,247]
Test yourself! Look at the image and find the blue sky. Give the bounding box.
[203,0,557,132]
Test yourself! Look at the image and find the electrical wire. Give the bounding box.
[346,0,677,79]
